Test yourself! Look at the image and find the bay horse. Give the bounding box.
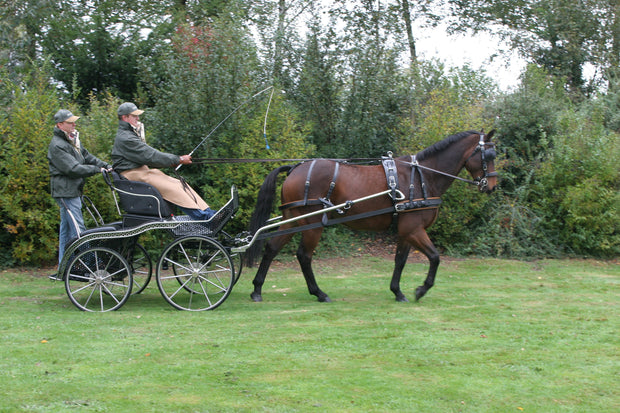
[244,130,497,303]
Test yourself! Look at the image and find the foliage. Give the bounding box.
[465,193,560,258]
[200,92,315,234]
[293,23,341,157]
[447,0,615,96]
[537,110,620,257]
[0,64,61,265]
[491,65,571,193]
[0,0,56,78]
[39,0,179,104]
[325,0,411,158]
[399,60,497,152]
[0,0,617,263]
[475,70,620,258]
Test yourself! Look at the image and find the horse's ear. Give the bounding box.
[485,129,496,141]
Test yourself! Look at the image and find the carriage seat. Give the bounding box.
[80,226,119,236]
[104,170,175,220]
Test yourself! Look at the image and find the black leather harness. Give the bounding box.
[279,155,442,217]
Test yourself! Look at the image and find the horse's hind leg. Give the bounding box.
[251,233,294,302]
[390,241,411,302]
[297,229,331,302]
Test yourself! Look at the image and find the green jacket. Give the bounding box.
[111,121,180,172]
[47,127,110,198]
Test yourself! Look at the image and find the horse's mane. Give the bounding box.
[416,130,479,161]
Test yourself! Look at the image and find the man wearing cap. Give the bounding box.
[47,109,111,269]
[111,102,216,220]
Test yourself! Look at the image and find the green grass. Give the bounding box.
[1,257,618,412]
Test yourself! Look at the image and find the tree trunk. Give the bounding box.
[610,0,620,90]
[400,0,417,65]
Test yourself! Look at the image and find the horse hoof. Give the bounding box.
[395,295,409,303]
[318,295,332,303]
[415,286,426,301]
[251,292,263,302]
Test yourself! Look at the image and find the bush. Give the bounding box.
[0,66,61,265]
[537,113,620,257]
[559,180,619,256]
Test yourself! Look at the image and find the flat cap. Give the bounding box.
[54,109,79,123]
[118,102,145,116]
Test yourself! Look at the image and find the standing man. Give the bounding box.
[47,109,111,270]
[111,102,215,220]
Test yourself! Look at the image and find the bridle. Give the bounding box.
[465,133,498,192]
[398,133,498,191]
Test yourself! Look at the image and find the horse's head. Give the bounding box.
[464,130,498,193]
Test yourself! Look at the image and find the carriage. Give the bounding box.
[53,170,241,312]
[51,130,498,312]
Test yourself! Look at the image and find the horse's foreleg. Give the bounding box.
[390,241,411,302]
[297,230,330,302]
[407,230,440,301]
[251,234,293,302]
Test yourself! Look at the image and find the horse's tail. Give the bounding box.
[244,164,293,267]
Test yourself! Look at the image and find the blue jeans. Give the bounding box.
[55,197,86,266]
[178,207,216,221]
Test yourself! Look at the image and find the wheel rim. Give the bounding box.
[65,247,133,312]
[156,236,234,311]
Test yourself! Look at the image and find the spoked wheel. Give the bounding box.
[65,247,133,312]
[128,243,152,294]
[156,236,234,311]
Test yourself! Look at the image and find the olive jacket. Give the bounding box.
[111,121,208,210]
[47,127,110,198]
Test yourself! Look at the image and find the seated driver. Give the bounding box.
[111,102,216,220]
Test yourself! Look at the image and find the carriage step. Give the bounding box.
[48,273,62,282]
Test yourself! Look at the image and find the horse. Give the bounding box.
[244,130,498,303]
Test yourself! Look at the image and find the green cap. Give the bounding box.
[118,102,144,116]
[54,109,79,123]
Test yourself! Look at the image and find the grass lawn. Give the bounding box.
[0,256,618,412]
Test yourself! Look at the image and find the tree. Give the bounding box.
[39,0,177,104]
[249,0,314,89]
[325,0,408,158]
[294,23,341,156]
[396,0,442,78]
[448,0,604,96]
[0,0,56,79]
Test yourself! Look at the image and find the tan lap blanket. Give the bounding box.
[121,165,208,210]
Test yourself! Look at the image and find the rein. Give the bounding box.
[191,133,496,188]
[397,160,480,186]
[190,157,380,165]
[398,135,498,189]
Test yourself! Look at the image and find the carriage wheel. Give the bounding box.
[129,243,152,295]
[173,247,241,287]
[156,236,234,311]
[64,247,133,312]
